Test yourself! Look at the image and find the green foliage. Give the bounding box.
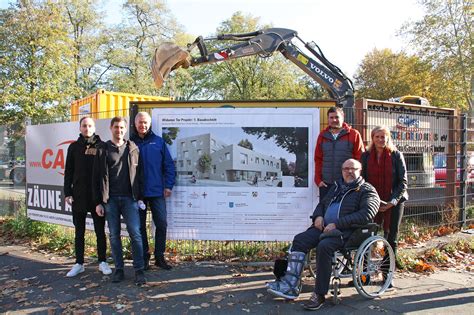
[280,157,290,175]
[242,127,308,178]
[232,243,260,259]
[3,214,56,239]
[400,0,472,111]
[169,12,323,100]
[354,48,434,100]
[237,139,253,150]
[105,0,180,95]
[162,127,179,145]
[0,1,78,125]
[197,153,212,175]
[62,0,111,95]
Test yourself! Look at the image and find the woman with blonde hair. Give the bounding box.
[361,125,408,279]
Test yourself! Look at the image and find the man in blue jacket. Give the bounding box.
[132,112,176,270]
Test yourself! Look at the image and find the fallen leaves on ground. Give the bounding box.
[414,260,435,272]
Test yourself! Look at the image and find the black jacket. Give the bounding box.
[361,149,409,203]
[64,134,103,212]
[312,176,380,230]
[92,140,143,205]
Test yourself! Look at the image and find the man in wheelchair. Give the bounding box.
[266,159,380,310]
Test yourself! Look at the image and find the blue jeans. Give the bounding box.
[139,197,168,260]
[104,196,144,270]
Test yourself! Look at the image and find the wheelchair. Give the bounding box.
[305,223,395,304]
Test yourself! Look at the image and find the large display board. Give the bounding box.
[25,120,112,228]
[153,107,320,241]
[26,107,320,241]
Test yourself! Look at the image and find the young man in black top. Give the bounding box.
[93,117,146,285]
[64,117,112,277]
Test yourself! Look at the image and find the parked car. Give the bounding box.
[404,152,435,188]
[433,153,474,188]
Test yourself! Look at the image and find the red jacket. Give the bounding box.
[314,122,364,185]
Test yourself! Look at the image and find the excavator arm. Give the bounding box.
[152,28,354,108]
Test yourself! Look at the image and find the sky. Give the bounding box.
[162,0,425,78]
[0,0,425,79]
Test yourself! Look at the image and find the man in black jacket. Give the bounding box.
[64,117,112,277]
[93,117,146,285]
[267,159,380,310]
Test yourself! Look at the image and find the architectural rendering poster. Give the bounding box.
[153,107,320,241]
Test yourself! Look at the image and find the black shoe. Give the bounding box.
[155,256,172,270]
[144,259,150,271]
[135,269,146,286]
[303,293,325,311]
[112,269,124,283]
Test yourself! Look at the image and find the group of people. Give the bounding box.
[63,106,408,310]
[63,112,175,286]
[267,107,408,311]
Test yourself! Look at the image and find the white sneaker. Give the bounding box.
[99,261,112,275]
[66,263,85,277]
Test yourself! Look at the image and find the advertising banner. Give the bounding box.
[153,107,320,241]
[26,119,112,228]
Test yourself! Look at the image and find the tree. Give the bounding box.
[170,12,322,100]
[0,1,77,125]
[400,0,472,111]
[62,0,111,95]
[238,139,253,150]
[162,127,179,145]
[197,153,212,177]
[280,157,290,176]
[242,127,308,183]
[354,48,434,100]
[106,0,181,95]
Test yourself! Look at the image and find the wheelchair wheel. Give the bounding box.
[306,249,351,279]
[352,236,395,299]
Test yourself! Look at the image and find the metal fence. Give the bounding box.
[0,103,472,259]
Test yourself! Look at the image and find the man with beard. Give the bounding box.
[314,107,364,200]
[64,117,112,277]
[266,159,380,311]
[94,117,146,285]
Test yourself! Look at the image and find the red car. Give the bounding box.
[433,153,474,187]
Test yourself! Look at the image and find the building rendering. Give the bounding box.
[176,133,282,182]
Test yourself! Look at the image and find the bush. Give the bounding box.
[3,214,56,238]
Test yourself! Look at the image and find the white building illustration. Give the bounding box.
[176,133,282,182]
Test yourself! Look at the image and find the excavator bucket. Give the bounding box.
[151,43,191,88]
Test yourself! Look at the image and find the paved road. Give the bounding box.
[1,243,473,314]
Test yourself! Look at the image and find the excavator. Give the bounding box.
[151,28,355,109]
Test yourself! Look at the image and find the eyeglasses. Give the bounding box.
[342,167,360,172]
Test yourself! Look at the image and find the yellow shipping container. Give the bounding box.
[70,89,170,120]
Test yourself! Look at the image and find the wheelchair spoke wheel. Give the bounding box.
[306,249,350,279]
[352,236,395,299]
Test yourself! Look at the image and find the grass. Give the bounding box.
[1,206,472,268]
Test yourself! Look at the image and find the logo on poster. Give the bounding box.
[29,140,74,175]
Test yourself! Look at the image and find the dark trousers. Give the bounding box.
[292,226,344,295]
[318,183,334,201]
[386,202,405,258]
[72,209,107,264]
[139,197,168,261]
